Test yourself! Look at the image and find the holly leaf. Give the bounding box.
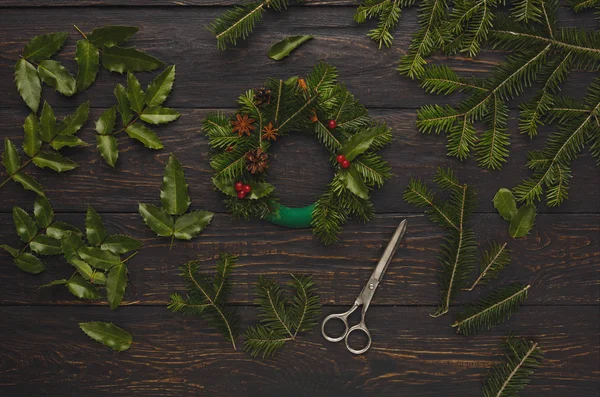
[14,252,46,274]
[86,206,107,246]
[33,196,54,228]
[213,177,237,197]
[0,245,20,258]
[127,72,145,114]
[51,136,86,150]
[32,151,78,172]
[247,182,275,199]
[106,263,128,310]
[340,127,381,161]
[268,35,313,61]
[2,138,20,175]
[23,113,41,157]
[160,154,190,215]
[58,101,90,136]
[38,60,77,97]
[139,106,180,125]
[114,84,133,125]
[39,101,57,142]
[494,188,518,222]
[30,235,62,255]
[173,211,214,240]
[338,167,369,199]
[78,246,121,270]
[66,275,100,299]
[12,172,45,197]
[125,124,163,149]
[75,40,100,92]
[47,222,83,240]
[97,135,119,168]
[145,65,176,106]
[102,46,164,73]
[87,26,139,48]
[95,106,117,135]
[509,204,537,238]
[23,32,68,62]
[14,59,41,113]
[13,206,37,243]
[138,203,174,237]
[101,235,142,255]
[79,321,132,352]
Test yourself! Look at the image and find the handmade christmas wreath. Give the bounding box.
[202,62,392,244]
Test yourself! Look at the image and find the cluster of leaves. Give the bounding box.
[494,188,537,238]
[169,254,321,357]
[404,167,530,334]
[96,66,179,167]
[139,154,214,248]
[203,62,392,244]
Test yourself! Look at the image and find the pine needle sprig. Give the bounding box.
[465,242,511,291]
[483,335,543,397]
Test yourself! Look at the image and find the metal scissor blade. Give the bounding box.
[372,219,407,281]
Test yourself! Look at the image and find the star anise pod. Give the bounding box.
[246,147,269,175]
[262,122,278,141]
[231,114,256,137]
[254,87,272,106]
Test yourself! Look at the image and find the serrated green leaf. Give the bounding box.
[247,182,275,199]
[212,177,238,197]
[127,72,145,114]
[173,211,214,240]
[75,40,99,92]
[2,138,20,175]
[22,32,68,62]
[509,204,537,238]
[32,151,78,172]
[22,113,41,157]
[125,124,163,149]
[79,321,132,352]
[95,106,117,135]
[38,60,77,97]
[106,263,128,310]
[61,231,85,263]
[70,257,106,285]
[33,196,53,228]
[12,172,45,197]
[78,246,121,270]
[85,206,107,246]
[338,167,369,199]
[102,46,164,74]
[160,154,190,215]
[30,235,62,255]
[340,127,381,161]
[14,59,41,113]
[139,106,180,125]
[101,235,142,255]
[58,101,90,136]
[494,188,518,222]
[145,65,176,106]
[14,252,45,274]
[114,84,133,125]
[96,135,119,168]
[0,245,20,258]
[268,35,313,61]
[67,275,100,299]
[138,203,174,237]
[47,222,83,240]
[13,206,37,243]
[39,101,57,142]
[87,26,139,48]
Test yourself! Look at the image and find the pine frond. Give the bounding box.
[476,95,509,169]
[483,335,543,397]
[452,283,530,335]
[466,242,510,291]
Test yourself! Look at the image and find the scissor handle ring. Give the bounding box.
[321,313,349,343]
[345,323,372,355]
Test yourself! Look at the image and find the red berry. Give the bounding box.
[237,191,247,199]
[341,160,351,169]
[243,184,252,193]
[328,119,337,129]
[234,182,244,192]
[336,154,346,163]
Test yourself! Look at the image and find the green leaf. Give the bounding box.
[509,204,536,238]
[340,127,381,161]
[14,252,46,274]
[33,196,54,228]
[138,203,174,237]
[139,106,180,124]
[22,113,41,157]
[494,188,518,222]
[13,206,37,243]
[12,172,45,197]
[32,151,78,172]
[75,40,99,92]
[160,154,190,215]
[125,123,163,149]
[268,35,313,61]
[79,321,132,352]
[338,167,369,199]
[247,182,275,199]
[114,84,133,125]
[51,136,86,150]
[102,46,164,74]
[101,235,142,255]
[95,106,117,135]
[30,235,62,255]
[87,25,139,48]
[47,222,83,240]
[58,101,90,136]
[67,275,100,299]
[78,246,121,270]
[86,206,107,246]
[39,101,57,142]
[0,245,20,258]
[145,65,176,107]
[14,59,41,113]
[106,263,128,310]
[2,138,20,175]
[212,177,238,197]
[38,60,77,97]
[96,135,119,168]
[127,72,145,114]
[22,32,68,62]
[173,211,214,240]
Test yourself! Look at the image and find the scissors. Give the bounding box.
[321,219,407,354]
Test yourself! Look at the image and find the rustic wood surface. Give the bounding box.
[0,2,598,396]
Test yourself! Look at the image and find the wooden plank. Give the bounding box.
[0,213,597,305]
[0,305,597,396]
[0,8,596,110]
[1,108,597,214]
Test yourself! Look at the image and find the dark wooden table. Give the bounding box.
[0,2,598,396]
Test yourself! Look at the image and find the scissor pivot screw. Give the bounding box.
[369,283,374,290]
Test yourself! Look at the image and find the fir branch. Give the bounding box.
[465,242,510,291]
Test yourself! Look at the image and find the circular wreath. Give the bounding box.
[202,62,392,244]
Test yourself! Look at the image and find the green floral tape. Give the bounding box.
[266,202,315,228]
